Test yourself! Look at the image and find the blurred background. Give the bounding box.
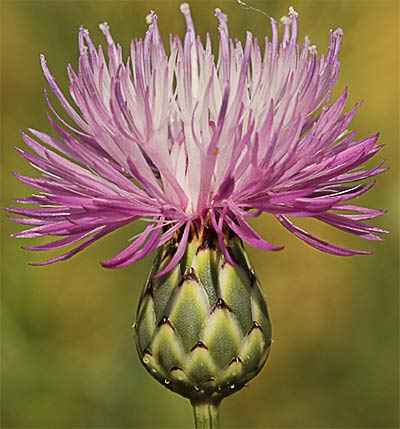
[1,0,398,428]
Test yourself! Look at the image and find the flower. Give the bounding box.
[8,4,387,275]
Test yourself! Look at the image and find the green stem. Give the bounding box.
[191,401,220,429]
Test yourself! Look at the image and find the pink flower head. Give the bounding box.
[8,4,387,275]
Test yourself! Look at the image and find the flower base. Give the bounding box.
[134,222,272,426]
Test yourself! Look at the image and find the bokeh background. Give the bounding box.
[1,0,398,428]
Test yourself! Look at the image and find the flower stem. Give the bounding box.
[191,401,220,429]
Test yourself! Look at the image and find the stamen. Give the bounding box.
[288,6,298,17]
[99,22,114,46]
[181,3,199,98]
[145,13,153,25]
[280,16,291,46]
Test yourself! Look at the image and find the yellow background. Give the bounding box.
[1,0,398,427]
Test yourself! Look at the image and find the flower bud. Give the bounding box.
[135,223,272,402]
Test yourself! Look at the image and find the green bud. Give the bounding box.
[134,223,272,403]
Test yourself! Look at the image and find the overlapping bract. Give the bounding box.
[8,4,386,270]
[135,227,271,400]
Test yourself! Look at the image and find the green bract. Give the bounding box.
[135,224,272,403]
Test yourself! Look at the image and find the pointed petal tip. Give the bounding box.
[11,232,33,238]
[100,259,126,269]
[331,250,375,257]
[100,260,113,269]
[334,248,374,256]
[20,130,30,141]
[13,146,24,154]
[28,261,46,267]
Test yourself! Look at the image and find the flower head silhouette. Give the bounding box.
[8,4,387,275]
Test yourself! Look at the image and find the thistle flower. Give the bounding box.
[8,4,386,270]
[8,4,387,428]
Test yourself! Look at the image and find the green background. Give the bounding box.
[1,0,398,427]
